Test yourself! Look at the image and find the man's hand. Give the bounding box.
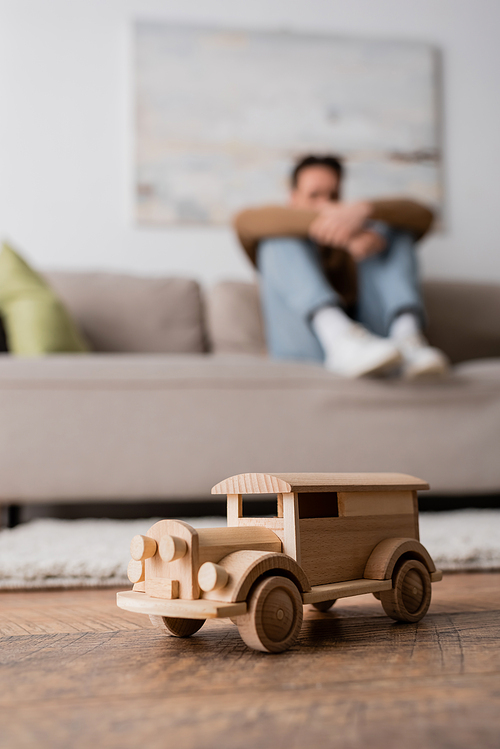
[346,230,387,261]
[308,200,372,247]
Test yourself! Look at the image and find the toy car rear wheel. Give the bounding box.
[311,599,336,612]
[379,559,432,623]
[149,615,205,637]
[235,575,303,653]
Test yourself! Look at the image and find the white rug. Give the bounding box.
[0,510,499,590]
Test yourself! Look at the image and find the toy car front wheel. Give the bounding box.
[149,615,205,637]
[379,559,432,623]
[311,599,336,612]
[235,575,303,653]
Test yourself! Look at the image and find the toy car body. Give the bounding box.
[117,472,442,652]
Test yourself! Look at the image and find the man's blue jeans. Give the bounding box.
[257,229,424,363]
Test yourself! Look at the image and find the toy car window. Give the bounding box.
[240,494,279,518]
[298,492,339,518]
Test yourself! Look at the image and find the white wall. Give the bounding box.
[0,0,499,287]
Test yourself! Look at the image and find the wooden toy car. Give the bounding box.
[117,472,442,653]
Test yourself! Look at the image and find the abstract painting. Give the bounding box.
[135,24,441,225]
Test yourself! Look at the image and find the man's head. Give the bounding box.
[290,154,343,210]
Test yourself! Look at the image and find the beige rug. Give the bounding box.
[0,510,499,590]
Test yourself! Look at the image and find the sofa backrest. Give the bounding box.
[205,280,267,356]
[207,279,500,364]
[44,272,207,354]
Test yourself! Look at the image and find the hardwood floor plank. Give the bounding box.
[0,574,499,749]
[1,573,499,636]
[1,674,499,749]
[0,589,147,636]
[1,610,499,702]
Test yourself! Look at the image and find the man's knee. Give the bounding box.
[386,229,418,254]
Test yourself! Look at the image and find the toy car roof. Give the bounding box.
[211,472,429,494]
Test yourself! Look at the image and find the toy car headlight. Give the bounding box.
[159,535,188,562]
[198,562,229,592]
[130,534,157,561]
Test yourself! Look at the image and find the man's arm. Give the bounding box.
[234,205,316,265]
[309,199,434,247]
[234,200,434,265]
[370,199,434,240]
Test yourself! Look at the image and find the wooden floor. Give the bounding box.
[1,573,499,749]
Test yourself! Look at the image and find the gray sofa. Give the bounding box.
[0,271,499,510]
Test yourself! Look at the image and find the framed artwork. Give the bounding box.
[135,24,441,226]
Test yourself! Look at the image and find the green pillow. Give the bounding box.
[0,242,89,356]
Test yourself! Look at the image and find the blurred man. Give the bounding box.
[234,154,448,378]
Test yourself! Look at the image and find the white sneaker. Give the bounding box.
[324,323,402,378]
[396,332,449,379]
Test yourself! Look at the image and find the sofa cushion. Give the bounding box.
[44,272,206,354]
[207,280,500,364]
[0,353,499,499]
[0,243,89,355]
